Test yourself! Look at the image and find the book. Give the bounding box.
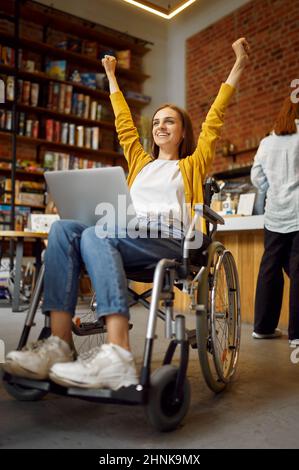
[22,81,31,105]
[18,112,26,136]
[91,127,99,150]
[47,82,54,109]
[83,95,90,119]
[90,101,97,120]
[77,94,84,117]
[6,76,14,101]
[76,125,84,147]
[80,73,97,89]
[61,123,69,144]
[53,121,61,143]
[116,50,131,69]
[43,152,56,170]
[64,85,73,114]
[45,119,54,141]
[18,193,44,207]
[45,60,67,80]
[32,120,39,138]
[58,83,66,113]
[30,83,39,107]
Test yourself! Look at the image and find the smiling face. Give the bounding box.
[152,107,184,151]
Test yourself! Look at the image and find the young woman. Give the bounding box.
[251,96,299,346]
[4,38,250,389]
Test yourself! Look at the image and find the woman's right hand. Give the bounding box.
[101,54,117,75]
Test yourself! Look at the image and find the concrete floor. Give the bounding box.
[0,303,299,449]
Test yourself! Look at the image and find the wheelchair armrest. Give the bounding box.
[194,203,224,226]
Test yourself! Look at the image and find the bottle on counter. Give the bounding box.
[222,193,233,215]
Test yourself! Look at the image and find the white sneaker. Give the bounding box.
[49,343,138,390]
[289,339,299,348]
[3,336,74,380]
[252,328,282,339]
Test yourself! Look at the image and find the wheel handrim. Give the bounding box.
[210,250,240,381]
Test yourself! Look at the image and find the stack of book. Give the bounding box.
[14,180,45,207]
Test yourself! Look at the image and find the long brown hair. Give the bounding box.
[151,104,195,159]
[273,97,299,135]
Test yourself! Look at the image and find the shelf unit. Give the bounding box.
[0,0,152,235]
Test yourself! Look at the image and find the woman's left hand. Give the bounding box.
[232,37,250,67]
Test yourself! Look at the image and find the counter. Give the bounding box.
[218,215,264,231]
[216,217,289,330]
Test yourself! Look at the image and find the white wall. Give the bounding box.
[37,0,250,112]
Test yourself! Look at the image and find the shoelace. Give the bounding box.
[23,338,58,356]
[78,345,103,363]
[23,339,47,352]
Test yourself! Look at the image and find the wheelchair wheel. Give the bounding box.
[72,296,106,356]
[146,365,191,432]
[197,242,241,393]
[2,326,50,402]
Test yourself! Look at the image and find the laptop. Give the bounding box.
[44,167,137,231]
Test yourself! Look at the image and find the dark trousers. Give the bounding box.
[254,228,299,339]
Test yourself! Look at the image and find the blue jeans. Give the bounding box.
[43,220,182,319]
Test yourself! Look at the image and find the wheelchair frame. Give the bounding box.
[3,180,241,432]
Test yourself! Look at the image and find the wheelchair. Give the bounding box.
[2,178,241,432]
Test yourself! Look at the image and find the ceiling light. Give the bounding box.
[122,0,197,19]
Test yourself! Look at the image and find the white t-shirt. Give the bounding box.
[130,159,188,237]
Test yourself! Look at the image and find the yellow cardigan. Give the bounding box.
[110,83,235,214]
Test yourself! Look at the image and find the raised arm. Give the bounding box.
[189,38,250,177]
[225,37,250,88]
[101,55,120,94]
[101,55,151,173]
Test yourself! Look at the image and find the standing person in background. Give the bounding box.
[251,95,299,347]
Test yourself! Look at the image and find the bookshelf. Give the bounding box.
[0,0,152,232]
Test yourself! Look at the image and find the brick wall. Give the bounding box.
[186,0,299,174]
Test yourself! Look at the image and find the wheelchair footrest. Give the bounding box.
[3,372,145,405]
[67,384,144,405]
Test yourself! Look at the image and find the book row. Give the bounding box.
[0,110,103,149]
[3,77,112,121]
[43,152,110,171]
